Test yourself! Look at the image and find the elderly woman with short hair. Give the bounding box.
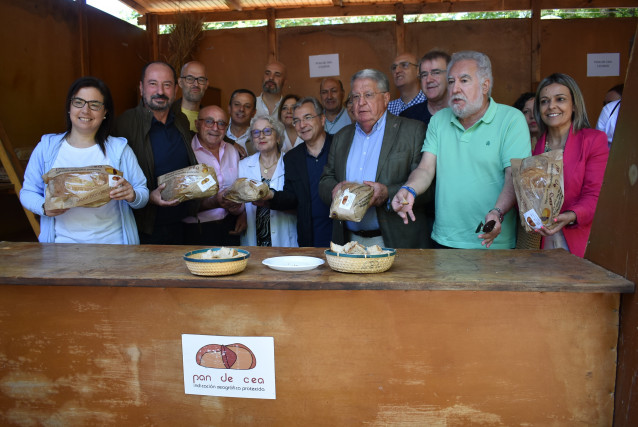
[238,114,298,247]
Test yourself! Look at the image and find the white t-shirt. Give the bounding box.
[51,141,123,244]
[596,99,620,147]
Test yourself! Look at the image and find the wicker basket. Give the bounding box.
[324,248,396,274]
[184,248,250,276]
[515,223,542,249]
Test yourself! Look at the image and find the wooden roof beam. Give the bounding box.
[137,0,638,25]
[119,0,149,15]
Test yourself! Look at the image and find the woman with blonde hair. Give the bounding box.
[532,73,609,257]
[238,115,297,247]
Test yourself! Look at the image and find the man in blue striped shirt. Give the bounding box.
[387,53,426,116]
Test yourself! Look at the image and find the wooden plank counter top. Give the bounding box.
[0,241,633,293]
[0,240,633,425]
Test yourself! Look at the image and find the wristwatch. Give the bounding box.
[488,207,504,223]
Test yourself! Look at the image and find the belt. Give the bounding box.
[350,229,382,238]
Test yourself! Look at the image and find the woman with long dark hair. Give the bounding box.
[20,76,148,244]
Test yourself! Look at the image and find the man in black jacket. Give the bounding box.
[259,97,332,247]
[113,61,197,244]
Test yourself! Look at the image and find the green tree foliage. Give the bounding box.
[542,8,637,18]
[111,7,637,32]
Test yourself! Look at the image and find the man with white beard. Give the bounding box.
[391,51,531,249]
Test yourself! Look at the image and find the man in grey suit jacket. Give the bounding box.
[319,69,432,249]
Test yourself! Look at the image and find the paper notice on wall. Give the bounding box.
[182,334,276,399]
[587,53,620,77]
[309,54,340,78]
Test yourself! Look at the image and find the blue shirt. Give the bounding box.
[324,108,352,135]
[387,91,426,116]
[149,113,191,225]
[306,138,333,247]
[345,112,387,231]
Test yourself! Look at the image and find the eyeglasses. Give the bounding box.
[251,127,273,138]
[292,114,320,126]
[475,220,496,234]
[180,75,208,85]
[350,92,385,104]
[419,69,447,79]
[391,62,417,72]
[71,97,104,111]
[198,118,227,129]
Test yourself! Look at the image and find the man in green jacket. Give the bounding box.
[113,61,197,245]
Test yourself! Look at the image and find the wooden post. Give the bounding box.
[530,0,541,90]
[587,24,638,426]
[0,120,40,238]
[395,3,405,56]
[147,13,160,62]
[267,8,277,62]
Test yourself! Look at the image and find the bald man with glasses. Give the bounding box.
[183,105,245,245]
[172,61,209,132]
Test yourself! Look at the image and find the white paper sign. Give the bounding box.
[309,54,340,78]
[587,53,620,77]
[182,334,276,399]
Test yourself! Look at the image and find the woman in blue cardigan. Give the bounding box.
[20,77,148,244]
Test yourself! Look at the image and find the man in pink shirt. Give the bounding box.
[183,105,246,245]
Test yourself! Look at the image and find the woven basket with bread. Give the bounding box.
[324,241,396,274]
[184,247,250,276]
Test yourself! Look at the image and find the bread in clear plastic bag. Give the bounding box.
[43,165,123,210]
[158,164,219,202]
[511,150,564,232]
[329,182,374,222]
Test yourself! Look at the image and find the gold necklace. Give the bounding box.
[259,155,279,174]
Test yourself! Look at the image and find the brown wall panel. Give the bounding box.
[0,0,147,155]
[541,18,636,124]
[170,18,636,119]
[278,23,396,101]
[408,19,532,107]
[184,27,269,109]
[86,6,148,117]
[0,0,79,149]
[182,23,396,109]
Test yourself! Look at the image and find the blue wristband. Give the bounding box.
[401,186,417,200]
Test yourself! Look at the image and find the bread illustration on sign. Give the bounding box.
[196,343,256,370]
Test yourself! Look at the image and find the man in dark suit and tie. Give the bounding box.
[259,97,333,247]
[319,69,432,248]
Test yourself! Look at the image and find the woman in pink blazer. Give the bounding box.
[532,73,609,258]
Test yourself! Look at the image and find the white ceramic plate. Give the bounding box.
[262,256,325,272]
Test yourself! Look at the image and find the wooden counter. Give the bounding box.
[0,241,633,425]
